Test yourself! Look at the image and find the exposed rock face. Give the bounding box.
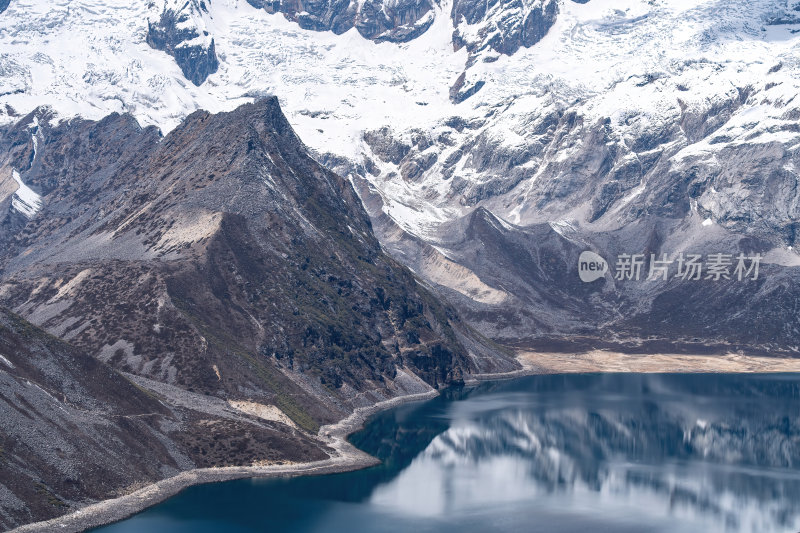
[358,0,435,41]
[247,0,435,42]
[0,309,327,530]
[146,0,219,85]
[245,0,557,52]
[447,0,560,102]
[449,72,485,103]
[244,0,356,34]
[0,99,513,438]
[452,0,559,57]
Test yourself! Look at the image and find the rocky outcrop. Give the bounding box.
[146,0,219,85]
[248,0,435,43]
[449,72,485,103]
[249,0,557,51]
[451,0,559,57]
[356,0,435,42]
[445,0,558,102]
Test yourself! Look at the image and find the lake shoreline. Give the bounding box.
[10,389,439,533]
[11,350,800,533]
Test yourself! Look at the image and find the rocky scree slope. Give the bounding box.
[0,98,514,438]
[0,309,328,531]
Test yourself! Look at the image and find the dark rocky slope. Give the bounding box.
[436,209,800,355]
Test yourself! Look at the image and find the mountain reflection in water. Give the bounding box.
[95,374,800,533]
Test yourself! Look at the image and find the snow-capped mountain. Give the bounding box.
[3,0,800,352]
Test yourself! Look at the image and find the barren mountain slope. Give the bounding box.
[0,309,328,531]
[0,98,514,437]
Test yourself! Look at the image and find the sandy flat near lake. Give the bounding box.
[518,350,800,374]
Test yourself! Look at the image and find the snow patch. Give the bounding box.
[10,170,42,219]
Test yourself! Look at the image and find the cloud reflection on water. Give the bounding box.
[367,374,800,533]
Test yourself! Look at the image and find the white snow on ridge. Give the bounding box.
[0,0,467,159]
[1,0,800,234]
[11,170,42,218]
[3,0,797,141]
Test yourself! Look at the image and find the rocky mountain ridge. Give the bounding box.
[0,99,512,430]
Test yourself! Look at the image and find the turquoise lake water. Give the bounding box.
[93,374,800,533]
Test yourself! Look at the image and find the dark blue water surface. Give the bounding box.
[93,374,800,533]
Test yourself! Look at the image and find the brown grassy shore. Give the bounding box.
[465,350,800,383]
[519,350,800,374]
